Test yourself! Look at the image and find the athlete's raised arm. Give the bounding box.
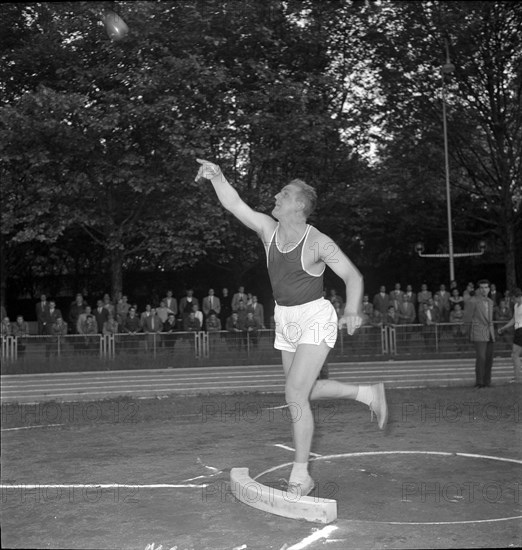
[196,159,276,241]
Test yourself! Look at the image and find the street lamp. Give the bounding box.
[442,39,456,281]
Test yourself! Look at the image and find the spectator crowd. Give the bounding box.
[0,286,266,342]
[1,280,519,342]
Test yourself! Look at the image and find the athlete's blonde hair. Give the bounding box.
[289,179,317,219]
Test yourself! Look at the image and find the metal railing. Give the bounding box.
[1,323,513,374]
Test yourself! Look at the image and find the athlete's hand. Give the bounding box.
[195,158,222,182]
[339,312,363,336]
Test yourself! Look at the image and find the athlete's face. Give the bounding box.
[272,184,302,219]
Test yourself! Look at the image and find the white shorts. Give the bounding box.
[273,297,338,353]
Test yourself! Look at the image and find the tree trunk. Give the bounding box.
[0,234,6,311]
[504,220,518,290]
[110,249,124,301]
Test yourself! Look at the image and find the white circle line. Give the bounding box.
[253,450,522,525]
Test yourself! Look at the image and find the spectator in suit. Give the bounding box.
[226,312,245,350]
[361,294,374,326]
[232,286,248,312]
[122,306,142,353]
[462,282,475,307]
[373,286,390,316]
[399,292,417,324]
[449,288,464,311]
[143,307,162,350]
[398,293,417,350]
[463,279,495,388]
[44,301,62,334]
[220,287,232,327]
[51,316,68,336]
[450,304,466,350]
[12,314,30,347]
[93,299,109,334]
[503,289,514,312]
[384,305,399,326]
[202,288,221,317]
[494,299,513,344]
[244,311,260,349]
[404,284,416,310]
[103,312,120,336]
[122,307,140,333]
[102,293,115,316]
[418,301,439,351]
[183,311,201,332]
[69,293,86,334]
[163,312,178,333]
[417,283,432,312]
[140,304,153,328]
[247,295,265,329]
[179,289,199,323]
[205,312,222,332]
[389,283,404,311]
[191,303,204,328]
[236,299,248,328]
[35,294,50,335]
[115,295,130,324]
[82,315,98,353]
[1,316,12,336]
[435,284,451,322]
[489,283,502,307]
[77,307,98,335]
[162,312,178,350]
[77,306,95,334]
[47,316,68,358]
[163,290,178,317]
[156,300,172,324]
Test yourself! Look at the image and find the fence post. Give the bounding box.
[195,332,200,358]
[202,332,209,358]
[1,336,16,361]
[389,325,397,355]
[381,326,388,355]
[109,334,115,359]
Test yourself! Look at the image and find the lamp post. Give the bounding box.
[414,45,487,275]
[414,241,487,259]
[442,40,456,282]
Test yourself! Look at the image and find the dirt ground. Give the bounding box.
[1,384,521,550]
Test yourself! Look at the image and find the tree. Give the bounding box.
[358,0,521,288]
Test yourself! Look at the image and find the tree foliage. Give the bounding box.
[1,0,520,310]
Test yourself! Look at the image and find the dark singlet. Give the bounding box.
[267,224,324,307]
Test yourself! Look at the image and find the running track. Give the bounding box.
[0,358,514,404]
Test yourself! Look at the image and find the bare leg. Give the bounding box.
[282,343,331,464]
[282,344,388,456]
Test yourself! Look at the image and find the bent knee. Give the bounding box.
[285,382,311,406]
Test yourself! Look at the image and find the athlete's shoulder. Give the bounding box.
[307,225,333,244]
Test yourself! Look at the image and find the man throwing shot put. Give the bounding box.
[196,159,388,498]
